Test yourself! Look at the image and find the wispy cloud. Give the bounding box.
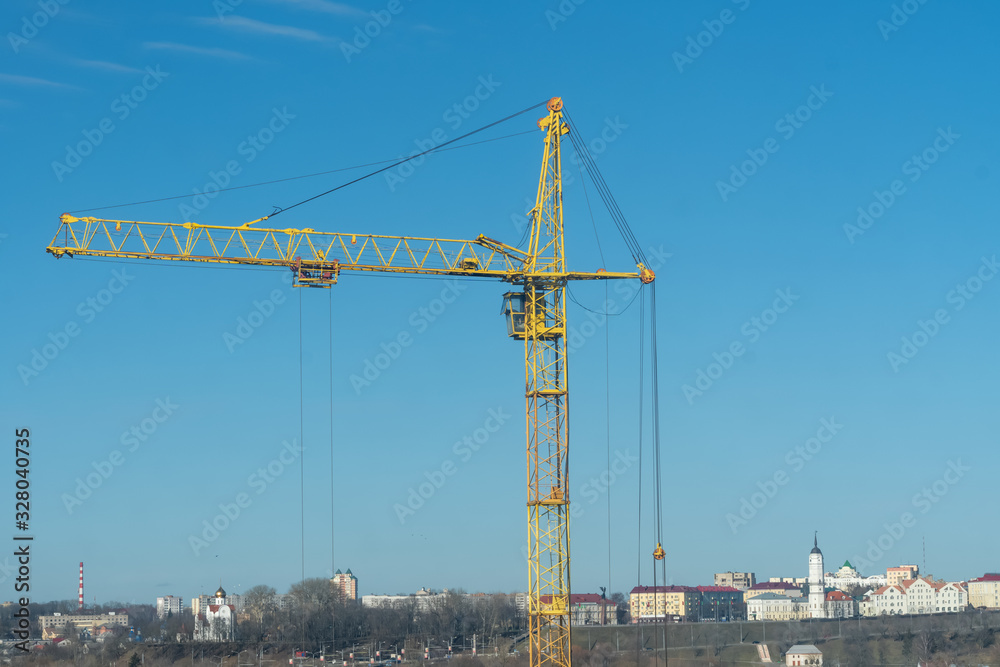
[70,59,144,74]
[260,0,366,17]
[198,15,330,42]
[143,42,252,61]
[0,73,78,90]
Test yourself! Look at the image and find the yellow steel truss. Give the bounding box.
[45,97,655,667]
[525,97,571,667]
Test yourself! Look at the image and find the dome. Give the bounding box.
[215,586,226,598]
[811,532,822,554]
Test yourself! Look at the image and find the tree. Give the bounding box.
[611,593,629,625]
[243,585,278,641]
[842,626,871,667]
[843,583,869,600]
[915,629,936,664]
[900,630,913,661]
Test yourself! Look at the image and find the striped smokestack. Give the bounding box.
[78,562,84,609]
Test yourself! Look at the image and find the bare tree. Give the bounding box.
[915,629,936,664]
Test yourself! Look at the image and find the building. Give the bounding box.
[824,590,856,618]
[332,569,358,601]
[629,586,698,623]
[969,573,1000,609]
[887,565,919,587]
[714,572,756,589]
[539,594,617,625]
[824,561,886,592]
[39,612,128,640]
[746,593,808,621]
[156,595,184,619]
[745,582,803,600]
[362,588,448,612]
[696,586,745,621]
[769,577,808,585]
[194,586,235,641]
[786,645,822,666]
[808,534,825,618]
[861,577,967,616]
[192,591,244,617]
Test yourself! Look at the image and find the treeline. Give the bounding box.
[2,580,535,652]
[238,580,525,650]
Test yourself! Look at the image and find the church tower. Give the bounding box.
[808,532,825,618]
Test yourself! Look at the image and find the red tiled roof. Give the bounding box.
[696,586,740,592]
[871,585,903,596]
[825,591,851,601]
[971,574,1000,583]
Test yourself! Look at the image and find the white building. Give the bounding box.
[808,534,825,619]
[156,595,184,619]
[824,561,886,592]
[362,588,448,612]
[194,587,235,641]
[747,593,807,621]
[824,590,856,618]
[192,592,244,617]
[786,645,822,667]
[861,577,967,616]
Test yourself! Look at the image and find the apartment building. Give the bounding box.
[969,574,1000,609]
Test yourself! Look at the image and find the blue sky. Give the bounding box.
[2,0,999,605]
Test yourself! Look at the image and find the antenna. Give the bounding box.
[79,562,84,610]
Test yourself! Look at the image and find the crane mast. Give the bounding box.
[46,96,655,667]
[524,97,571,667]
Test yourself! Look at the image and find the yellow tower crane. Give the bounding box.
[46,97,654,667]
